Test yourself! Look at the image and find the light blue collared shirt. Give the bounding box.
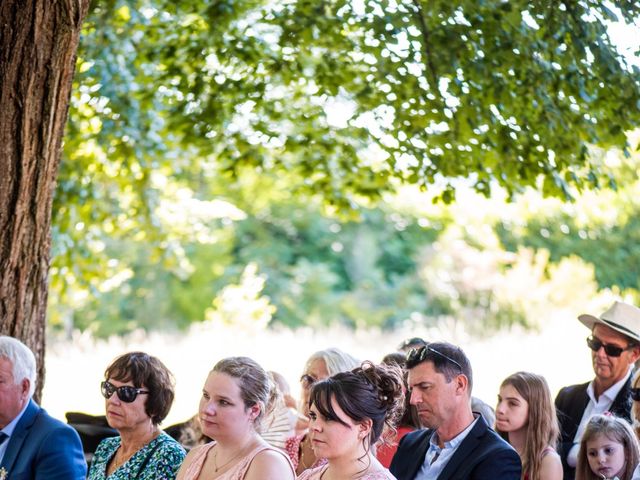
[414,416,480,480]
[0,399,31,463]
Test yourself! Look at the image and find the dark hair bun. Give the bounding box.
[357,361,405,423]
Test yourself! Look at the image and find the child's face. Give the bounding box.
[586,433,626,479]
[495,384,529,433]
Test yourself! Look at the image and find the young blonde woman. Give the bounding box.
[496,372,562,480]
[176,357,295,480]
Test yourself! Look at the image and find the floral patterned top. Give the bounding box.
[297,464,397,479]
[88,432,186,480]
[284,432,327,471]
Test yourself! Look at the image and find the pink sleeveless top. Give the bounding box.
[182,441,294,480]
[297,464,397,480]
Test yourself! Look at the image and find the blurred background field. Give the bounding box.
[35,3,640,424]
[44,308,596,427]
[43,132,640,426]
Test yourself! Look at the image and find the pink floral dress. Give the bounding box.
[284,433,327,471]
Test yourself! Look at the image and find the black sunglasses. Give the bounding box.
[631,388,640,402]
[406,345,463,370]
[586,336,635,358]
[300,374,318,388]
[101,380,149,403]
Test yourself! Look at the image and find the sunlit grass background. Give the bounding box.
[44,307,596,427]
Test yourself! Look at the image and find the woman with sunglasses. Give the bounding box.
[88,352,186,480]
[284,348,360,475]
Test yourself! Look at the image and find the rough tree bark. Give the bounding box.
[0,0,90,401]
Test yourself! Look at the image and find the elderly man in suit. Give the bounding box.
[390,341,521,480]
[555,301,640,480]
[0,336,86,479]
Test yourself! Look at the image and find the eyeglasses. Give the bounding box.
[631,388,640,402]
[300,374,317,389]
[406,345,463,371]
[586,336,635,358]
[101,381,149,403]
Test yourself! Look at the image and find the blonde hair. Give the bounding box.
[575,414,640,480]
[213,356,279,432]
[497,372,559,480]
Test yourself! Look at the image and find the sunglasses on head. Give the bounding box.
[101,380,149,403]
[586,336,636,357]
[406,345,463,370]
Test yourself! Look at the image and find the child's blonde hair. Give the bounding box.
[575,414,640,480]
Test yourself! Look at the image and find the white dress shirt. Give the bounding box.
[567,368,632,467]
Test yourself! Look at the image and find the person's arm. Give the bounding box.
[471,447,522,480]
[244,449,295,480]
[175,445,204,480]
[539,451,563,480]
[34,425,87,480]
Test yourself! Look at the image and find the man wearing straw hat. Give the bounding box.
[555,301,640,480]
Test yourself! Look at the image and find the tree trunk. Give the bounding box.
[0,0,89,402]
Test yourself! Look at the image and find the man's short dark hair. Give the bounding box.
[405,341,473,392]
[397,337,427,352]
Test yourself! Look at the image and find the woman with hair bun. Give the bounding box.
[297,361,404,480]
[285,347,360,474]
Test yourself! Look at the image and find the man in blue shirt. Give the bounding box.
[0,335,86,479]
[390,341,521,480]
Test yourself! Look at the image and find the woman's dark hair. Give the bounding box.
[105,351,175,425]
[309,361,405,447]
[381,352,421,430]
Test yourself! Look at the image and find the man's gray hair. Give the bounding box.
[0,336,36,397]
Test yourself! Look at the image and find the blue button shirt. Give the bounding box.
[415,417,479,479]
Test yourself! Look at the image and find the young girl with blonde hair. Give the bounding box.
[496,371,562,480]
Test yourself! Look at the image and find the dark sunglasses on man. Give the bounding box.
[100,380,149,403]
[586,336,636,357]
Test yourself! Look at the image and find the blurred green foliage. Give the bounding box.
[48,0,640,335]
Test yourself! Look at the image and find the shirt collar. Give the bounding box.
[429,415,479,450]
[0,398,31,438]
[587,367,632,403]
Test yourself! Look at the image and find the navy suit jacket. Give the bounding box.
[389,416,521,480]
[0,399,87,479]
[555,378,633,480]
